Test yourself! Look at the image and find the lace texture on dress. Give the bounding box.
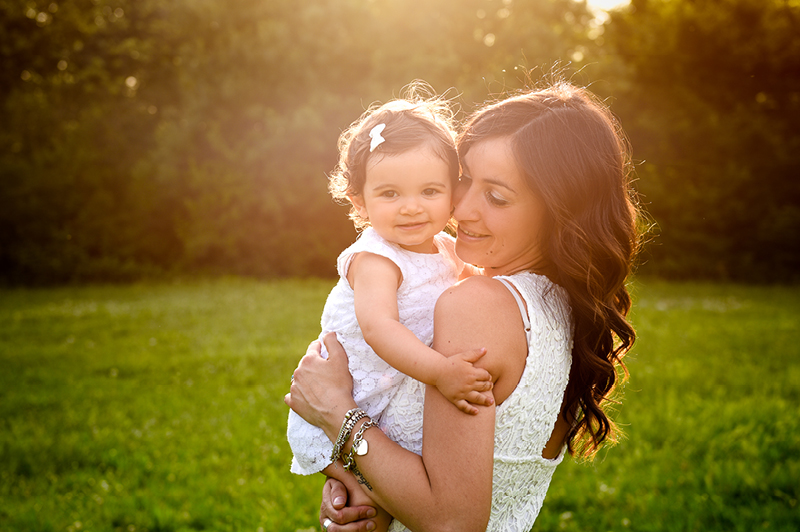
[487,272,573,532]
[287,228,462,475]
[388,272,572,532]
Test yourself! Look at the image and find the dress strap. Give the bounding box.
[497,278,531,333]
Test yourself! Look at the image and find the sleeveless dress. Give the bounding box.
[388,271,573,532]
[287,228,463,475]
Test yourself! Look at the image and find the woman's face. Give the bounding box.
[454,137,548,277]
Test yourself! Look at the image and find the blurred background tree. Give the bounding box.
[1,0,797,284]
[603,0,800,281]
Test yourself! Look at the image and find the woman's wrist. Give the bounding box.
[331,408,368,463]
[328,410,383,491]
[322,400,360,443]
[341,417,380,490]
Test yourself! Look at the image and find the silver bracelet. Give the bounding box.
[331,408,367,463]
[343,418,380,490]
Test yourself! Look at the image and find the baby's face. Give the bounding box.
[350,147,453,254]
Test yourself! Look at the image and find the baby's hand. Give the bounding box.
[435,348,494,415]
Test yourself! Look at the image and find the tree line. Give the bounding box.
[1,0,797,284]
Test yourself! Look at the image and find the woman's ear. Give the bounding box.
[348,194,368,220]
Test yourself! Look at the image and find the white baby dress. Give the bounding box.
[287,227,463,475]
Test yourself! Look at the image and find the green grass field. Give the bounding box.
[1,278,798,532]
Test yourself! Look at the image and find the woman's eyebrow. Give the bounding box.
[483,176,517,193]
[461,163,516,193]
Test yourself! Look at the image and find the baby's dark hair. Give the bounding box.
[329,85,459,229]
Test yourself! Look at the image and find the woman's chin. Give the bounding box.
[455,243,484,267]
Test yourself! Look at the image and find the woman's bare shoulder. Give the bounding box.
[438,275,515,310]
[434,276,528,390]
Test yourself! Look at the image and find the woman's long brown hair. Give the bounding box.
[458,82,640,459]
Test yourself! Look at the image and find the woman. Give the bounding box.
[286,81,640,532]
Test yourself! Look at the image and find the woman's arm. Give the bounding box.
[288,276,528,532]
[364,276,526,531]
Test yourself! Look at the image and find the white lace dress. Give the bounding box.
[388,271,573,532]
[287,228,463,475]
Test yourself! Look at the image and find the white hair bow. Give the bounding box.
[369,123,386,152]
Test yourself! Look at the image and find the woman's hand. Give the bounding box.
[320,477,378,532]
[285,333,358,438]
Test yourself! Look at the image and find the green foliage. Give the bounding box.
[0,0,591,285]
[601,0,800,281]
[2,0,798,283]
[1,278,798,531]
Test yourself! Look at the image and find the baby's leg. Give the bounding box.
[323,463,393,532]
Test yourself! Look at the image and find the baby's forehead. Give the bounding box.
[365,143,452,171]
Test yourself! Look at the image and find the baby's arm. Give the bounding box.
[347,252,493,414]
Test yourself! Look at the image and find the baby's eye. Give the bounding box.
[422,188,441,196]
[380,190,398,198]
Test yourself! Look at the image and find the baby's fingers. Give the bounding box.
[476,379,493,392]
[455,399,479,415]
[466,374,493,392]
[474,367,492,383]
[459,347,487,364]
[466,390,494,407]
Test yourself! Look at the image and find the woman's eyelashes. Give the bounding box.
[458,175,508,206]
[486,190,510,206]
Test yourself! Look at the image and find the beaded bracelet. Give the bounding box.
[343,418,380,490]
[330,408,367,463]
